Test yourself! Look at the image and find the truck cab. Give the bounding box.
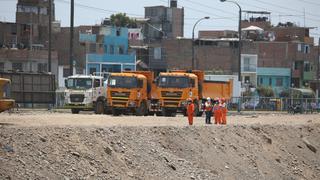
[0,78,15,113]
[155,72,199,116]
[107,73,148,116]
[64,75,108,114]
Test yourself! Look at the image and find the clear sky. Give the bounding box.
[0,0,319,43]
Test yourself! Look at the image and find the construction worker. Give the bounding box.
[213,98,220,124]
[187,98,194,125]
[221,98,228,125]
[204,97,213,124]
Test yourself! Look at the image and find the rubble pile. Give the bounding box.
[1,124,319,179]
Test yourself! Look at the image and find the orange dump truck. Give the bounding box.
[152,70,233,116]
[106,71,154,116]
[0,78,15,113]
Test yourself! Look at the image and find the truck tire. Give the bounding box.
[162,108,176,117]
[136,101,147,116]
[71,108,80,114]
[112,108,121,116]
[95,101,104,114]
[194,101,203,116]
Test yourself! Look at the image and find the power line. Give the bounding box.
[239,1,319,24]
[158,0,237,23]
[253,0,320,18]
[300,0,320,7]
[181,0,237,16]
[55,0,144,17]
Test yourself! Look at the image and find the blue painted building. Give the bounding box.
[257,67,291,96]
[81,26,136,74]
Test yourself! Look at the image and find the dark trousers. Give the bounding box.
[205,111,212,124]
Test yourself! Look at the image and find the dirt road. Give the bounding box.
[1,110,320,179]
[0,109,319,127]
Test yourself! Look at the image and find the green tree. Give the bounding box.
[110,13,137,28]
[256,86,275,97]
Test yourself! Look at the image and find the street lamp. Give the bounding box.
[192,16,210,70]
[220,0,242,82]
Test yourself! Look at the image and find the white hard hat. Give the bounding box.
[207,97,211,100]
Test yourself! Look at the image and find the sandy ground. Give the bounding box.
[1,110,320,179]
[0,109,319,127]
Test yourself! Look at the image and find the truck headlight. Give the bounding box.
[181,100,188,107]
[128,101,136,107]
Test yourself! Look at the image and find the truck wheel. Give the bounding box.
[112,108,121,116]
[71,108,80,114]
[95,101,104,114]
[183,109,187,116]
[162,108,176,117]
[156,112,163,116]
[136,101,147,116]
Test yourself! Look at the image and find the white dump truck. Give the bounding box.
[64,74,109,114]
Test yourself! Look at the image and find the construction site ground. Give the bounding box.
[0,109,320,179]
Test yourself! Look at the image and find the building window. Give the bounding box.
[304,45,310,54]
[0,62,4,72]
[297,44,302,51]
[63,68,70,77]
[109,45,114,54]
[260,78,263,85]
[116,28,121,36]
[154,47,162,60]
[89,67,96,75]
[119,45,124,54]
[242,55,257,72]
[39,7,47,15]
[269,78,272,86]
[12,62,22,71]
[304,61,311,72]
[89,43,96,53]
[37,63,47,73]
[276,78,283,87]
[244,76,250,83]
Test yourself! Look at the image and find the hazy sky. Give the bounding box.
[0,0,319,42]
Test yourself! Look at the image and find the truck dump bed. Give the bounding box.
[202,80,233,99]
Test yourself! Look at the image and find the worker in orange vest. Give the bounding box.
[186,98,195,125]
[213,98,221,124]
[221,98,228,125]
[204,97,213,124]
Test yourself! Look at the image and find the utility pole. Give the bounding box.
[318,37,320,99]
[69,0,74,75]
[48,0,52,73]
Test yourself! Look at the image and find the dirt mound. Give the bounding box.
[1,124,320,179]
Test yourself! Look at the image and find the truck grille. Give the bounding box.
[112,101,127,106]
[111,91,130,98]
[70,94,84,103]
[164,101,179,107]
[161,91,182,98]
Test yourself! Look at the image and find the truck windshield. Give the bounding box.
[108,76,138,89]
[67,78,92,90]
[157,76,190,88]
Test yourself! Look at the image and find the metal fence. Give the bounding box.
[227,96,320,113]
[0,72,56,108]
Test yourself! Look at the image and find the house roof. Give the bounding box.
[257,67,291,76]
